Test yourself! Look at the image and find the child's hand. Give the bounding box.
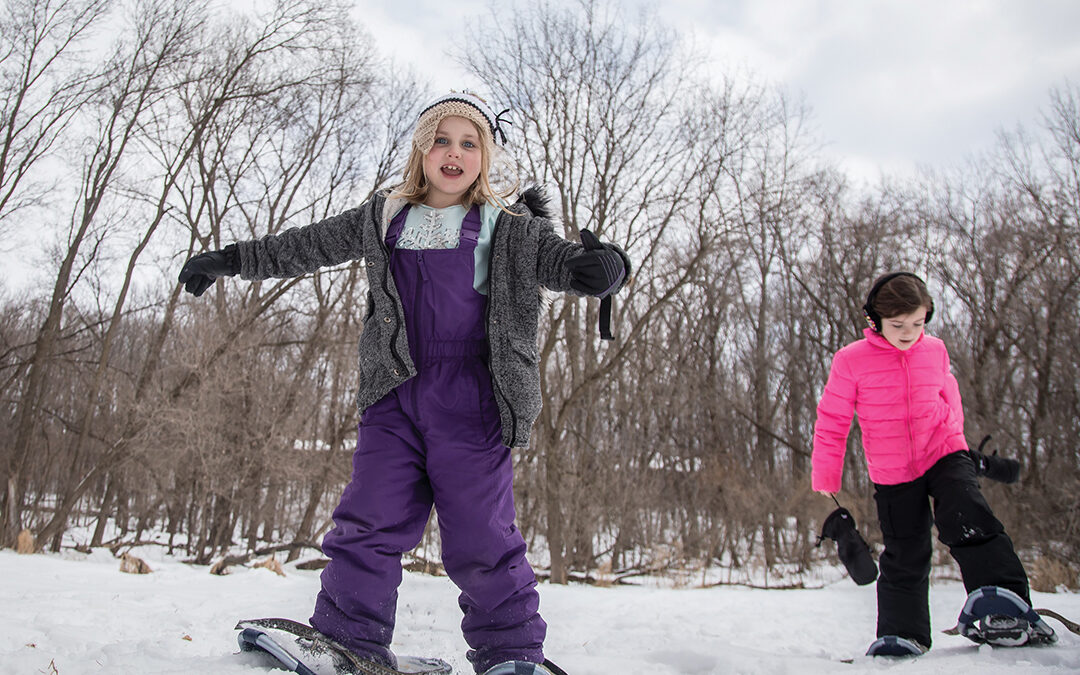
[566,230,626,298]
[179,245,240,296]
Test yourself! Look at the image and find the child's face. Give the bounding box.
[421,116,483,208]
[880,306,928,351]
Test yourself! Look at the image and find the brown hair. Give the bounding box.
[873,274,934,320]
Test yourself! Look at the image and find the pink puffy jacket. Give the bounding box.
[811,328,968,492]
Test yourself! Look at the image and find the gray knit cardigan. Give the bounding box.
[234,187,627,448]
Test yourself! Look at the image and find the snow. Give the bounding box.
[2,547,1079,674]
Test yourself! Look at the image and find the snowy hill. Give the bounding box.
[2,548,1078,674]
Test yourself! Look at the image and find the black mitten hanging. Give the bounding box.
[817,506,878,586]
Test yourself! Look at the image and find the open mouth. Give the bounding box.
[441,164,463,177]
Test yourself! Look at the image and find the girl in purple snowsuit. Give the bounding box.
[179,91,630,674]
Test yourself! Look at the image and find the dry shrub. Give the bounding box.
[1029,555,1079,593]
[593,558,615,588]
[119,552,152,574]
[254,557,285,577]
[296,558,329,571]
[209,559,230,576]
[16,529,34,554]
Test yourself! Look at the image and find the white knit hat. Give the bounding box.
[412,91,509,155]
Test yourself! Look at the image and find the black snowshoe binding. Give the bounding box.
[482,659,569,674]
[866,635,927,657]
[952,586,1057,647]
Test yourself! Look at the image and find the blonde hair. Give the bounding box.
[393,98,518,211]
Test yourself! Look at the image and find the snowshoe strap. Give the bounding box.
[542,660,570,675]
[1033,608,1080,636]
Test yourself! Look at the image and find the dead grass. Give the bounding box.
[1029,555,1079,593]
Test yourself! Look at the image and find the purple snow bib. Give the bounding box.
[385,205,486,364]
[312,204,545,672]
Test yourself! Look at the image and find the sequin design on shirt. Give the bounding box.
[396,206,462,250]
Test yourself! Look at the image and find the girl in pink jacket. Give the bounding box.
[812,272,1031,654]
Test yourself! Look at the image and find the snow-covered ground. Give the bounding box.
[2,546,1078,674]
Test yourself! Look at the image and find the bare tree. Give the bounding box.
[462,0,761,582]
[0,0,110,235]
[3,0,416,553]
[5,0,1079,588]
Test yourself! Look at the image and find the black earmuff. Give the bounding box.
[862,272,934,332]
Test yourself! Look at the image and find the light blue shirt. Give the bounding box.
[396,202,498,294]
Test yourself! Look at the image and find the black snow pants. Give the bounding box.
[872,451,1030,648]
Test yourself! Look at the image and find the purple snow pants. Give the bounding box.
[310,206,546,673]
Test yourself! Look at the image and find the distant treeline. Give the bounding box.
[1,0,1077,588]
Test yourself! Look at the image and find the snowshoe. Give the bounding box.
[865,635,927,657]
[949,586,1057,647]
[236,618,452,675]
[483,659,569,675]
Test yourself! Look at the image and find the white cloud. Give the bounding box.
[350,0,488,95]
[656,0,1080,179]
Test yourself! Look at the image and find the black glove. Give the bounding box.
[968,435,1020,484]
[817,507,878,586]
[565,230,626,298]
[178,244,240,297]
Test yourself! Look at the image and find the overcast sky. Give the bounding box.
[4,1,1079,291]
[352,0,1080,185]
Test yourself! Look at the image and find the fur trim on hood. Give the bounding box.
[518,185,554,220]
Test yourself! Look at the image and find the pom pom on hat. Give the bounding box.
[412,90,510,155]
